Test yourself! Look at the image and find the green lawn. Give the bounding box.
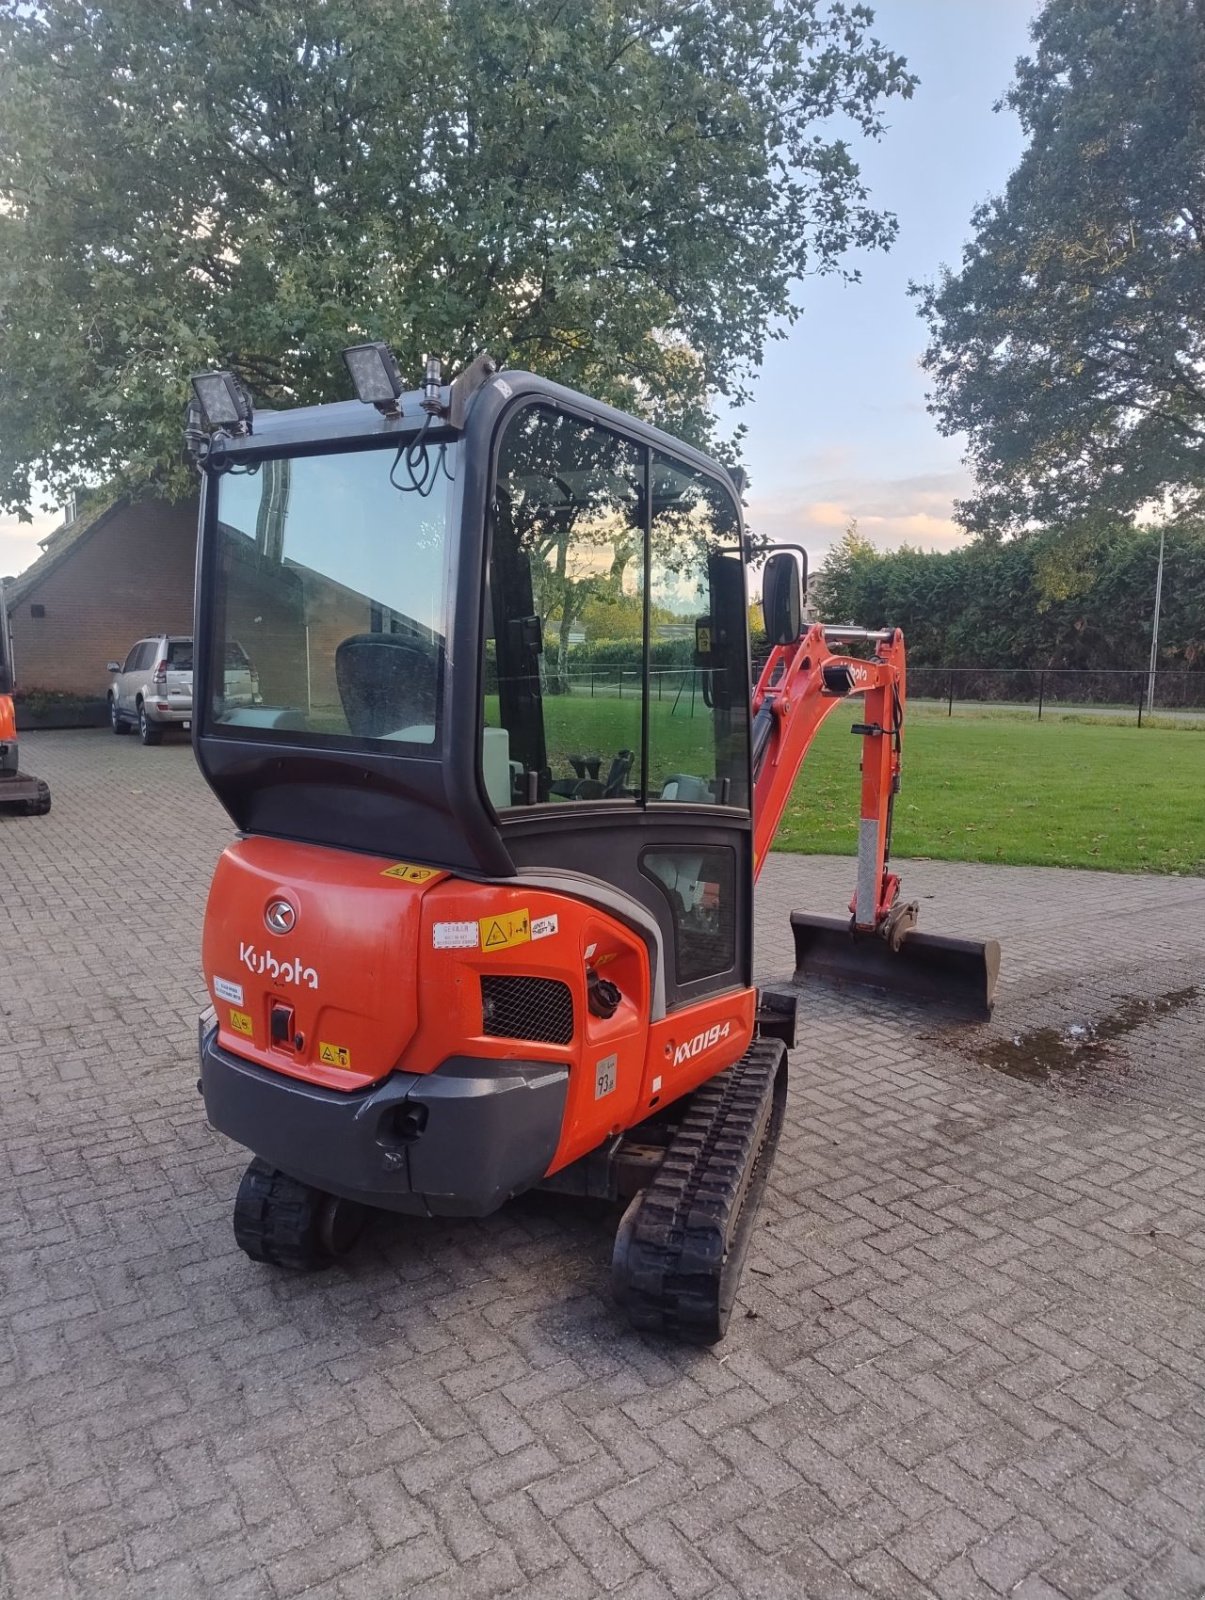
[777,710,1205,874]
[488,692,1205,875]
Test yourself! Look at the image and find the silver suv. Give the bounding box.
[107,635,193,744]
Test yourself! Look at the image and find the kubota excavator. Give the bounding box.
[0,577,51,816]
[187,352,998,1343]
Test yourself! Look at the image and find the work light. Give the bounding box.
[342,342,404,412]
[190,370,253,432]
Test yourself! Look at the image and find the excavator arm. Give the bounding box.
[748,562,997,1018]
[752,623,909,931]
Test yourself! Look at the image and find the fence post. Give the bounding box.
[1137,687,1143,728]
[590,670,595,699]
[947,673,954,718]
[618,671,623,700]
[1038,670,1045,721]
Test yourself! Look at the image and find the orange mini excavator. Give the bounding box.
[188,353,998,1342]
[0,577,51,816]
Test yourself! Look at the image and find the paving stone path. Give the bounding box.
[2,731,1204,1599]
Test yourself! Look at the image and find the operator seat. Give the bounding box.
[335,632,439,738]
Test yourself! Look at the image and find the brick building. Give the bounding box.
[4,496,199,695]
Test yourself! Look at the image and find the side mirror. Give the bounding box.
[761,551,806,645]
[107,662,121,672]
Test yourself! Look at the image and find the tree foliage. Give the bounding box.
[813,521,1205,671]
[0,0,914,517]
[915,0,1205,536]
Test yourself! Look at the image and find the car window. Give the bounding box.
[122,644,144,673]
[167,640,194,670]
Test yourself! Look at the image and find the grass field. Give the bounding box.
[778,710,1205,874]
[489,693,1205,875]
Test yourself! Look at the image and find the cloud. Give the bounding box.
[747,469,973,564]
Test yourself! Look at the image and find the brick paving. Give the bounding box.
[2,729,1204,1600]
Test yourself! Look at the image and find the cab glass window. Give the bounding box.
[486,406,644,806]
[645,456,749,809]
[485,405,749,813]
[209,441,457,747]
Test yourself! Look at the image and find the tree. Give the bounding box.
[812,517,1205,672]
[915,0,1205,537]
[0,0,914,518]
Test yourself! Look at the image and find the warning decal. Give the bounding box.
[318,1042,352,1069]
[479,909,531,952]
[381,862,443,884]
[531,914,558,942]
[434,920,479,949]
[229,1009,254,1037]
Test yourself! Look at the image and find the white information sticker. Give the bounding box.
[433,921,480,950]
[595,1054,618,1100]
[213,976,244,1005]
[531,914,559,942]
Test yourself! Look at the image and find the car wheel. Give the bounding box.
[110,695,130,734]
[138,702,162,745]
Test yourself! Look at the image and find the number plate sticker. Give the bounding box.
[214,976,244,1005]
[595,1053,618,1099]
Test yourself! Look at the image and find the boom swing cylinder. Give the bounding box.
[186,352,998,1342]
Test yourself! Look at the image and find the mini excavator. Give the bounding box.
[188,354,998,1343]
[0,578,51,816]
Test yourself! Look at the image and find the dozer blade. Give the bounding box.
[791,912,999,1022]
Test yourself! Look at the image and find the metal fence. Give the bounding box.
[557,660,1205,727]
[906,667,1205,725]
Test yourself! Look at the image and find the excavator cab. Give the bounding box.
[189,356,996,1341]
[0,577,51,816]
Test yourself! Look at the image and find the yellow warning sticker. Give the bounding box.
[381,862,443,884]
[229,1009,254,1037]
[318,1042,353,1069]
[479,909,531,952]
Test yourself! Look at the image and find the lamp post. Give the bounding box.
[1146,526,1166,716]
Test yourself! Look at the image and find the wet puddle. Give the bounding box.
[972,987,1199,1083]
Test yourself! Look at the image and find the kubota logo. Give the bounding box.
[265,898,296,934]
[673,1020,732,1067]
[239,942,318,990]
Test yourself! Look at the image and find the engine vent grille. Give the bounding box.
[481,975,574,1045]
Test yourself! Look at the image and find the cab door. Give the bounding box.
[482,401,753,1015]
[119,642,148,716]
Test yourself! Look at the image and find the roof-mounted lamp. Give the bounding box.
[190,370,253,435]
[342,341,404,415]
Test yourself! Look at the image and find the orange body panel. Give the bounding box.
[202,837,758,1179]
[0,694,15,746]
[202,838,435,1091]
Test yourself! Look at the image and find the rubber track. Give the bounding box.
[613,1037,787,1344]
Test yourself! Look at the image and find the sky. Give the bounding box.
[736,0,1040,571]
[0,0,1040,583]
